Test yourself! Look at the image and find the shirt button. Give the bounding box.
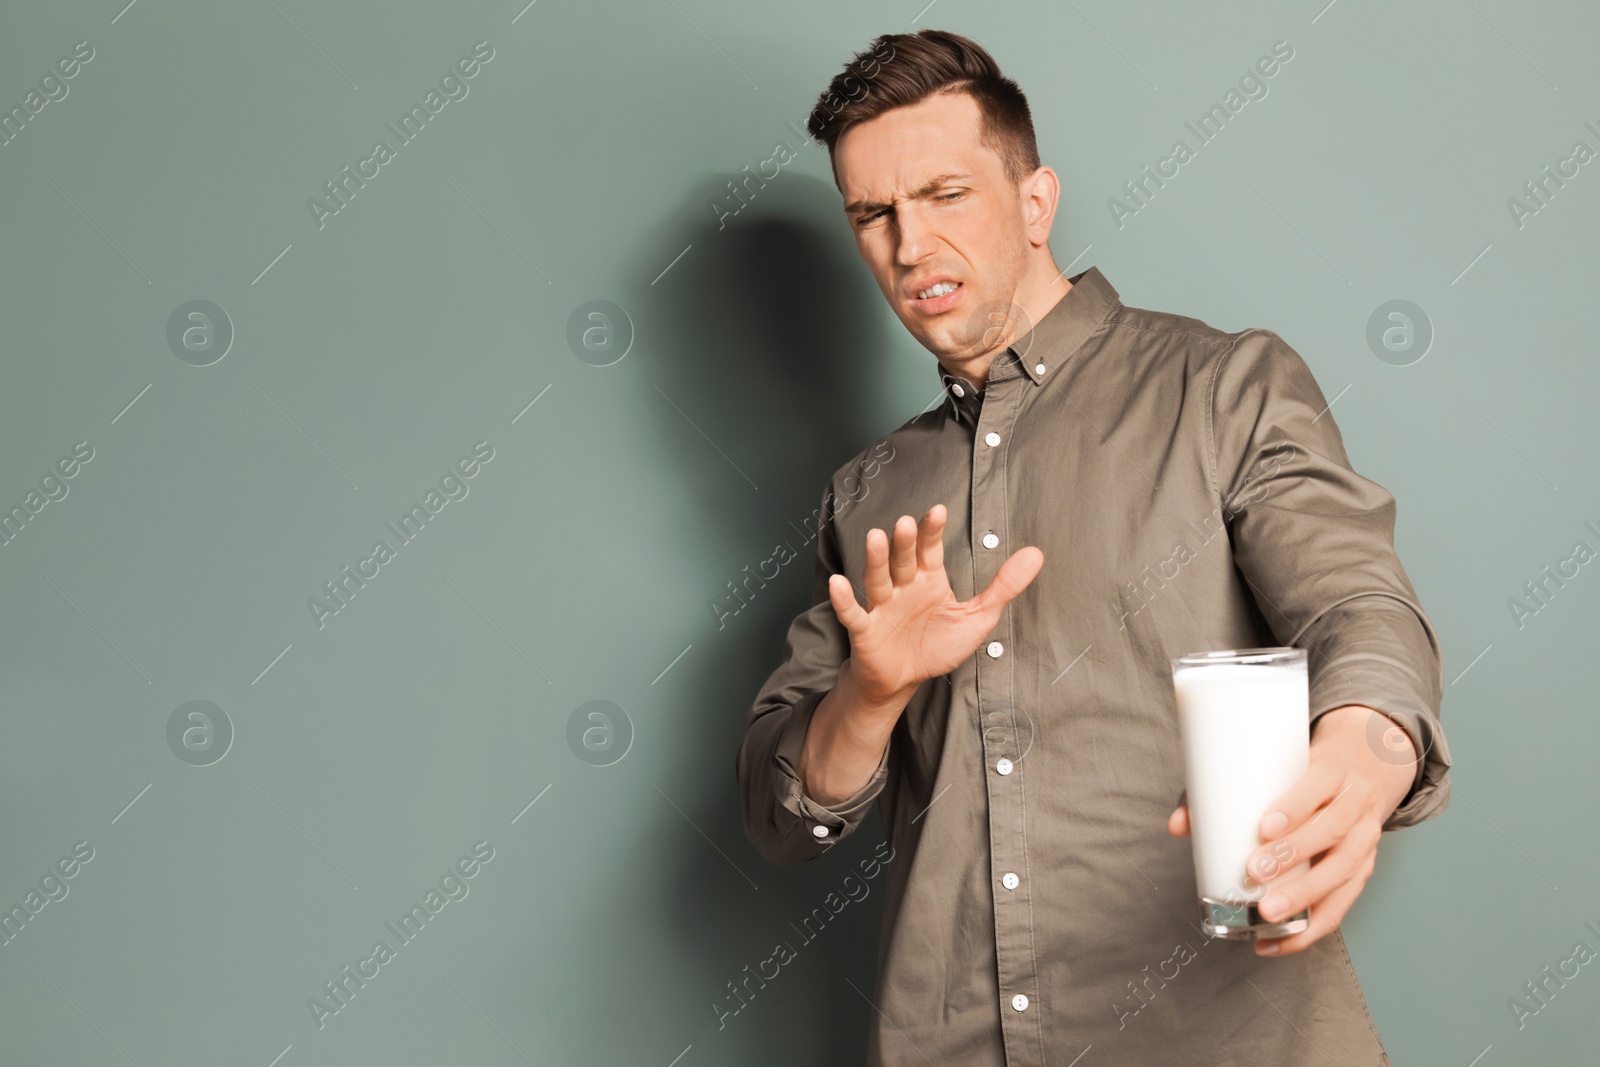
[985,431,1001,447]
[996,758,1013,775]
[811,824,829,838]
[1002,872,1020,890]
[1035,363,1047,375]
[1012,993,1030,1012]
[986,641,1003,658]
[951,383,965,397]
[982,532,999,549]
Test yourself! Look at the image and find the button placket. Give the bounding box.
[969,365,1043,1063]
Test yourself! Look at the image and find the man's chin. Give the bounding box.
[910,328,955,360]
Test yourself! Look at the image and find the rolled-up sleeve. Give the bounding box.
[1209,329,1452,830]
[736,481,892,866]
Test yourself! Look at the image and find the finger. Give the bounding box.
[971,545,1044,615]
[1256,831,1374,926]
[827,573,868,632]
[915,504,947,574]
[1250,778,1370,885]
[888,514,917,588]
[862,527,893,608]
[1259,756,1345,840]
[1255,861,1369,957]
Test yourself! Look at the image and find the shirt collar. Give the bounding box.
[937,266,1120,426]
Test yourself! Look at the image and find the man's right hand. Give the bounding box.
[827,503,1045,707]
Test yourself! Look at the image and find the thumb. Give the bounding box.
[1167,790,1190,837]
[827,573,867,632]
[972,545,1044,615]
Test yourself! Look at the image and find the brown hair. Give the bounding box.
[806,30,1042,188]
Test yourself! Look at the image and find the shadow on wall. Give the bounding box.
[632,170,906,1064]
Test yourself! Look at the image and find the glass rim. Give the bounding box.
[1170,645,1305,670]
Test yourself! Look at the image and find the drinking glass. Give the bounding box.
[1171,646,1312,940]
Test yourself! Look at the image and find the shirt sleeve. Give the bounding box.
[1209,329,1452,831]
[736,480,892,866]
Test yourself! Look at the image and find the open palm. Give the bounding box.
[827,503,1044,705]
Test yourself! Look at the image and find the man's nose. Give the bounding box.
[893,207,935,266]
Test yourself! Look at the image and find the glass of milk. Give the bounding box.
[1171,647,1312,940]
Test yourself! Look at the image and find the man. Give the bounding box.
[736,28,1451,1067]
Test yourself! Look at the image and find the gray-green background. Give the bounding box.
[1,0,1595,1063]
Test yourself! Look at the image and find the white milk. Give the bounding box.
[1173,659,1309,904]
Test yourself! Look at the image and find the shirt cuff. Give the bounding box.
[1302,594,1452,831]
[770,688,891,849]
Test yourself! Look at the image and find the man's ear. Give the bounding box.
[1020,165,1060,247]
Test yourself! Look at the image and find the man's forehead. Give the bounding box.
[835,94,992,207]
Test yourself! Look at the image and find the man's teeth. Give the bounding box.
[918,281,960,300]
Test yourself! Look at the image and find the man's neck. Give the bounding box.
[939,268,1075,391]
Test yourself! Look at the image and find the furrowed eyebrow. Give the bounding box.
[845,172,972,217]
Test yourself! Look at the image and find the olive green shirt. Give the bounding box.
[736,266,1451,1066]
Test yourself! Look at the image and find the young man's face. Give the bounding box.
[834,90,1034,368]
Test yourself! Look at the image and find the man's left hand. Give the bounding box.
[1166,704,1418,957]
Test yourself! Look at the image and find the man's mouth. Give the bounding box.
[911,281,964,315]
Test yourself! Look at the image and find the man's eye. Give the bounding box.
[855,193,959,226]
